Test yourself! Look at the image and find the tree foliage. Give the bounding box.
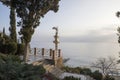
[116,11,120,18]
[16,0,60,61]
[14,0,60,43]
[0,0,60,61]
[0,33,17,54]
[63,76,81,80]
[91,70,102,80]
[103,75,115,80]
[117,27,120,43]
[62,66,103,80]
[116,11,120,44]
[62,66,92,75]
[92,57,118,77]
[0,53,21,63]
[9,4,17,43]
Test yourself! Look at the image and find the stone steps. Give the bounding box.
[32,61,43,65]
[50,67,63,78]
[43,63,63,78]
[32,60,63,78]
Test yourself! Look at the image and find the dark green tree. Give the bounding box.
[0,0,60,62]
[91,70,102,80]
[117,27,120,43]
[9,0,17,43]
[116,12,120,43]
[3,27,5,35]
[116,11,120,18]
[115,11,120,45]
[0,0,17,55]
[0,0,17,43]
[116,12,120,63]
[15,0,60,62]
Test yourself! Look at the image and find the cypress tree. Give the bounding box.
[9,0,17,43]
[3,27,5,35]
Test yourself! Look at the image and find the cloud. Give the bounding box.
[31,25,118,43]
[61,34,116,43]
[61,27,118,43]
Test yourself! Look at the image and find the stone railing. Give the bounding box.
[30,48,62,60]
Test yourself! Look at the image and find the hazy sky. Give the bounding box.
[0,0,120,43]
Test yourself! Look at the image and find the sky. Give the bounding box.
[0,0,120,44]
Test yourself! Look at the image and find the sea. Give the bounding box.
[31,42,120,67]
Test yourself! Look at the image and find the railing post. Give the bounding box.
[52,50,55,60]
[50,49,52,57]
[42,48,45,56]
[34,48,37,56]
[58,49,61,57]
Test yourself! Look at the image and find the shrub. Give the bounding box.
[6,42,17,54]
[63,76,81,80]
[0,54,45,80]
[91,70,102,80]
[0,41,17,55]
[0,33,17,55]
[0,53,21,63]
[104,75,115,80]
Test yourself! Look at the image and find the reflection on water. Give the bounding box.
[31,42,119,67]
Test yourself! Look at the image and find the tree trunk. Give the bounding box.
[24,42,30,62]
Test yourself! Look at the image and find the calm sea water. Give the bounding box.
[31,42,120,67]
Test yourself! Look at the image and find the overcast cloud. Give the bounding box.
[31,25,118,44]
